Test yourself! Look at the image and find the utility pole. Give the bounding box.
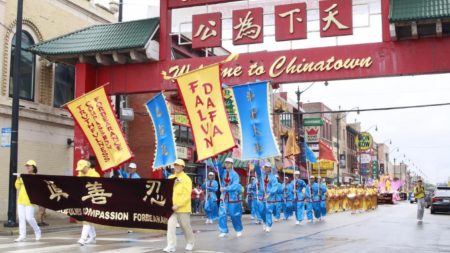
[115,0,123,119]
[296,86,303,176]
[5,0,24,228]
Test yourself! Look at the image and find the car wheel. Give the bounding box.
[410,201,413,204]
[431,209,435,214]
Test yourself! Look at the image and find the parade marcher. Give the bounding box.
[283,177,293,220]
[274,176,284,222]
[326,185,335,213]
[164,159,195,252]
[348,185,358,214]
[311,176,323,221]
[292,171,307,225]
[14,160,41,242]
[256,162,278,232]
[118,162,141,179]
[305,177,314,222]
[218,158,243,237]
[246,177,257,221]
[414,179,426,223]
[76,159,99,245]
[202,172,219,224]
[319,178,328,219]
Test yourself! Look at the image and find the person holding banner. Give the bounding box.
[217,158,243,238]
[164,159,195,252]
[14,160,42,242]
[202,172,219,224]
[76,159,99,246]
[256,162,278,233]
[309,176,323,221]
[283,177,294,221]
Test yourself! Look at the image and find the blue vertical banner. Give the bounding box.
[145,93,177,169]
[232,81,280,160]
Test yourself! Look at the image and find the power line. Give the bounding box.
[295,102,450,115]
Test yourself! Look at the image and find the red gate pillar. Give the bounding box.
[73,63,97,176]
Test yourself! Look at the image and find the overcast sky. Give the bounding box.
[97,0,450,184]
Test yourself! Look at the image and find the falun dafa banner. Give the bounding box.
[175,64,236,161]
[65,86,133,171]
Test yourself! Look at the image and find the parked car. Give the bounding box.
[425,192,433,208]
[430,186,450,214]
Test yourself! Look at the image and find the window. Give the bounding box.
[53,64,75,107]
[9,31,35,101]
[280,113,292,128]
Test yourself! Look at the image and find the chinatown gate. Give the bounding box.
[30,0,450,177]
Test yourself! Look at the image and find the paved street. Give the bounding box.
[0,202,448,253]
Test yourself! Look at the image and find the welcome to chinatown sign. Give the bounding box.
[163,0,374,85]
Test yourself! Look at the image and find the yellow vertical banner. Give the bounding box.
[65,86,133,171]
[175,64,236,161]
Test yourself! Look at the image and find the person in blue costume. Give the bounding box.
[292,171,308,225]
[274,176,284,222]
[118,163,141,179]
[284,176,294,220]
[307,176,322,222]
[218,157,243,238]
[246,177,258,222]
[255,162,278,233]
[319,177,328,220]
[202,172,219,224]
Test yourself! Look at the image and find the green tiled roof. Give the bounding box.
[390,0,450,22]
[29,18,159,56]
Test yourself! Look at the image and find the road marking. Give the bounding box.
[41,237,164,243]
[97,246,161,252]
[6,244,97,253]
[0,242,45,249]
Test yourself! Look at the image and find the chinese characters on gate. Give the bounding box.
[192,0,353,48]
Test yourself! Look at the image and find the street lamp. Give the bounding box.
[386,146,399,177]
[295,82,315,177]
[336,106,359,186]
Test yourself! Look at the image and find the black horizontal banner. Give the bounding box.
[21,174,174,230]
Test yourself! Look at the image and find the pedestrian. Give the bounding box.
[199,186,205,215]
[164,159,195,252]
[14,160,41,242]
[76,159,99,246]
[202,172,219,224]
[119,162,141,179]
[37,206,49,226]
[193,184,202,214]
[256,162,277,233]
[218,157,243,238]
[414,179,426,223]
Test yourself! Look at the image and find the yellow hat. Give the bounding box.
[174,159,185,167]
[76,159,90,171]
[25,160,37,166]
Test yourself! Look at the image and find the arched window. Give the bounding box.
[9,31,35,101]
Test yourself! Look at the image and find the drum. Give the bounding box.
[347,193,356,200]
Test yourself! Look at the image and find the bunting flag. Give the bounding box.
[175,64,236,161]
[232,81,280,160]
[304,142,318,163]
[145,93,177,169]
[65,86,133,171]
[318,140,337,161]
[284,129,300,157]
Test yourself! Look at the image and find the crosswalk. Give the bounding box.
[0,236,226,253]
